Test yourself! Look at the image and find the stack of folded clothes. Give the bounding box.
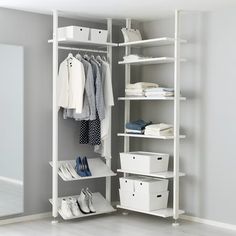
[144,87,174,97]
[123,54,152,62]
[144,123,173,136]
[125,82,159,96]
[126,119,152,134]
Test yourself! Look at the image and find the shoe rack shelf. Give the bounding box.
[49,158,116,181]
[50,10,117,221]
[117,11,186,223]
[49,193,116,220]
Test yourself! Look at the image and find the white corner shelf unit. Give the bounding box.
[117,10,186,224]
[49,10,117,222]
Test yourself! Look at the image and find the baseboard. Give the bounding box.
[0,176,23,186]
[180,214,236,231]
[0,212,51,226]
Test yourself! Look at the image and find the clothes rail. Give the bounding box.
[58,46,108,54]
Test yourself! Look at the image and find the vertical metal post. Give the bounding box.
[124,18,131,162]
[105,18,112,202]
[173,9,180,225]
[52,9,58,222]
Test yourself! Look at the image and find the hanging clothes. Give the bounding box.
[57,54,85,113]
[63,55,96,121]
[79,56,105,146]
[94,60,114,156]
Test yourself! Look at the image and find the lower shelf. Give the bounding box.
[117,169,186,179]
[49,192,116,220]
[117,205,185,218]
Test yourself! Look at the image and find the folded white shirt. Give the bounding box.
[145,123,173,131]
[126,82,159,89]
[123,54,152,61]
[145,128,173,136]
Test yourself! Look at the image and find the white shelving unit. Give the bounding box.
[118,96,186,101]
[50,10,117,222]
[117,10,186,224]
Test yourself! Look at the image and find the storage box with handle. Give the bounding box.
[119,176,140,192]
[119,189,169,211]
[90,28,108,43]
[57,26,89,41]
[120,151,169,173]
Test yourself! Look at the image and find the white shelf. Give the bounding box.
[117,205,185,218]
[119,37,187,48]
[117,169,186,179]
[118,57,186,65]
[49,158,116,181]
[49,193,116,220]
[48,38,117,48]
[117,133,186,140]
[118,96,186,101]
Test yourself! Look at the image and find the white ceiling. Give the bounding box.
[1,0,236,21]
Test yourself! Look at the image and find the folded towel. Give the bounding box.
[126,82,159,89]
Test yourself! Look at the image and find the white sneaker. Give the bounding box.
[61,198,73,219]
[77,189,90,214]
[65,163,80,179]
[69,197,82,217]
[85,188,96,213]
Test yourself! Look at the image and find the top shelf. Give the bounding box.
[118,37,187,48]
[48,38,118,48]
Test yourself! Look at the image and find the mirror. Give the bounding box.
[0,44,24,217]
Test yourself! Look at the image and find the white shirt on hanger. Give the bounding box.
[57,55,85,114]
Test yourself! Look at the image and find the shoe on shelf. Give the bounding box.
[69,197,82,217]
[85,188,96,213]
[82,157,92,176]
[76,157,87,177]
[65,163,80,179]
[60,164,73,180]
[61,198,73,219]
[77,189,90,214]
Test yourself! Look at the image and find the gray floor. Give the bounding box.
[0,180,23,217]
[0,212,235,236]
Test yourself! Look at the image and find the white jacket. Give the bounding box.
[57,55,85,114]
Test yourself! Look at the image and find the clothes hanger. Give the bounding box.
[67,52,73,59]
[90,54,100,66]
[96,55,102,63]
[102,56,107,62]
[75,52,82,61]
[83,54,90,60]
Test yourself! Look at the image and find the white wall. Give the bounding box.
[140,9,236,225]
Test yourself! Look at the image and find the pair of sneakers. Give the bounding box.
[59,162,79,180]
[61,197,81,219]
[60,188,96,219]
[76,157,92,177]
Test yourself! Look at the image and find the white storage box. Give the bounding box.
[119,189,169,211]
[119,176,139,192]
[134,178,168,194]
[58,26,89,41]
[120,151,169,173]
[90,28,108,43]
